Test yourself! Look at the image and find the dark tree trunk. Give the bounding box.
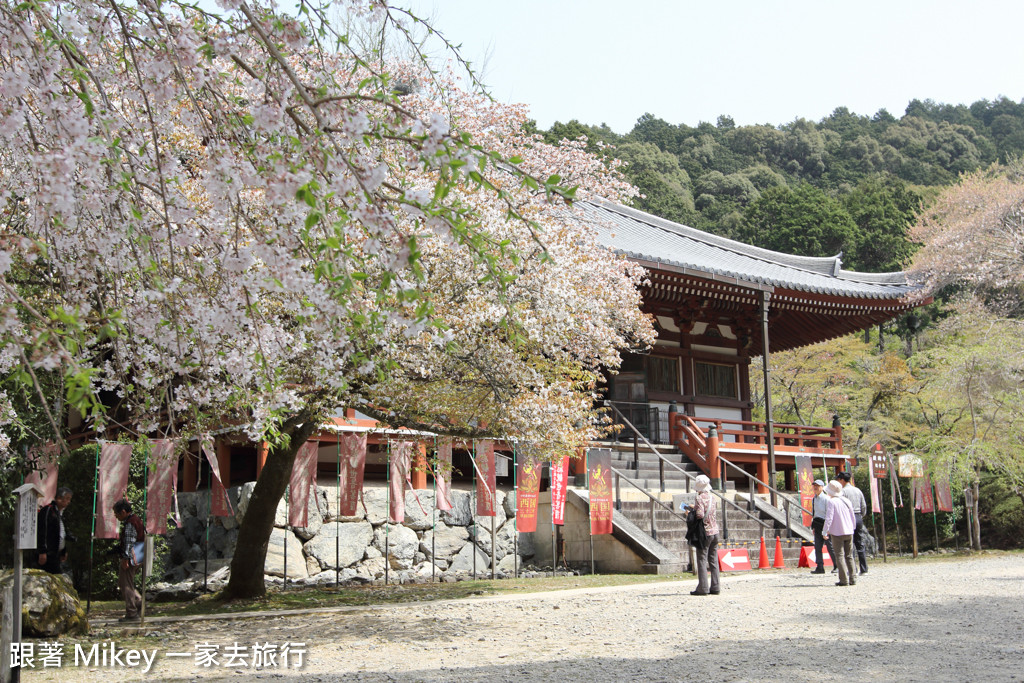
[222,416,320,599]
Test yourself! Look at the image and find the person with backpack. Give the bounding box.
[112,499,145,622]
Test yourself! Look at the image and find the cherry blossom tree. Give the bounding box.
[0,0,652,596]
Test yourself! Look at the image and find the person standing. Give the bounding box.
[809,479,836,575]
[112,499,145,622]
[686,474,720,596]
[36,487,73,574]
[824,480,857,586]
[838,471,869,575]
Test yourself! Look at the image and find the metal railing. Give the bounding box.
[607,401,661,444]
[604,401,772,542]
[718,455,813,536]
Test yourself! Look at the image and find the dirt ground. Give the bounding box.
[25,552,1024,682]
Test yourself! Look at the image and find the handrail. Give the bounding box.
[610,466,687,521]
[604,401,772,533]
[718,455,814,520]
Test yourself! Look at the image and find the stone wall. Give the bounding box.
[160,483,536,589]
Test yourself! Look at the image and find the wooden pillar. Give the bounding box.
[785,469,795,491]
[217,439,232,487]
[411,442,428,490]
[256,441,269,478]
[707,426,721,490]
[757,457,770,495]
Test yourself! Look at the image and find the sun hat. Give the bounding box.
[826,480,843,497]
[813,479,825,487]
[695,474,710,492]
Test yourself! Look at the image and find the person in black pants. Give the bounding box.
[36,487,73,574]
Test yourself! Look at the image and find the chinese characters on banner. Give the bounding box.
[550,456,570,526]
[475,439,496,517]
[202,436,234,517]
[288,441,319,527]
[25,443,59,506]
[389,440,413,523]
[95,442,132,539]
[337,432,367,516]
[435,439,453,512]
[516,450,542,532]
[795,455,814,526]
[934,479,954,512]
[588,448,613,535]
[146,439,180,534]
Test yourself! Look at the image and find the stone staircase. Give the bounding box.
[593,441,810,569]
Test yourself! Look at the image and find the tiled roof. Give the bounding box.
[581,199,920,300]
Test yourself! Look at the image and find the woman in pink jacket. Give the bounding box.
[824,479,857,586]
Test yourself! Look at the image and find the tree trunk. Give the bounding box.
[222,417,320,599]
[971,477,982,551]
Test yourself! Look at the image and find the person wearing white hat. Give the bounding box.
[683,474,720,596]
[824,479,857,586]
[809,479,836,575]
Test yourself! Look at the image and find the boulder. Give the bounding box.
[360,557,387,579]
[289,488,328,539]
[439,489,473,526]
[303,521,373,570]
[503,490,517,517]
[235,481,257,523]
[0,569,87,637]
[447,542,490,574]
[474,520,518,561]
[372,524,418,569]
[497,553,521,575]
[264,528,308,580]
[402,490,437,530]
[518,531,536,559]
[362,487,390,526]
[420,522,470,562]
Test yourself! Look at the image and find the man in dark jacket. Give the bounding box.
[36,487,73,574]
[113,499,145,622]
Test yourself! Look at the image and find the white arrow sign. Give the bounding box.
[720,551,741,569]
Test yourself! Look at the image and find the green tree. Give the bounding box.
[842,176,921,272]
[739,184,858,258]
[616,141,696,224]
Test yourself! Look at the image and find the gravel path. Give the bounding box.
[33,553,1024,682]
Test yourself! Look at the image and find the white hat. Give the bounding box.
[826,480,843,497]
[695,474,711,492]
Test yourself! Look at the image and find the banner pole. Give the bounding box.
[204,452,211,592]
[910,481,919,558]
[335,439,340,589]
[933,506,940,551]
[588,450,595,576]
[472,440,477,581]
[385,439,390,587]
[141,443,149,626]
[432,437,437,584]
[879,479,887,563]
[86,442,100,614]
[512,443,518,579]
[282,482,288,592]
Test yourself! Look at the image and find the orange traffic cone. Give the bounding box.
[757,536,770,569]
[773,535,786,568]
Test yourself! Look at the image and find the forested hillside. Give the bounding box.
[534,96,1024,272]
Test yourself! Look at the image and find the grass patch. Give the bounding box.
[95,572,692,619]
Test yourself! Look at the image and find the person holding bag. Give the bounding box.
[682,474,719,596]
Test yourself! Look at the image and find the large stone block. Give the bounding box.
[362,487,390,526]
[372,524,418,570]
[403,489,437,530]
[439,489,473,526]
[420,522,470,562]
[303,521,374,570]
[264,528,308,580]
[447,542,490,574]
[0,569,87,637]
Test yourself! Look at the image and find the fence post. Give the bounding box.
[1,583,11,683]
[615,473,621,511]
[649,497,657,540]
[659,457,665,493]
[633,434,639,471]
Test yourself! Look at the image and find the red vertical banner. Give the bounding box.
[935,479,954,512]
[435,439,453,512]
[337,432,367,516]
[146,439,180,535]
[516,451,542,532]
[475,440,496,516]
[95,442,132,539]
[550,456,570,526]
[25,443,59,506]
[795,455,814,526]
[588,448,613,535]
[202,436,233,517]
[289,440,319,526]
[916,474,935,513]
[389,440,412,523]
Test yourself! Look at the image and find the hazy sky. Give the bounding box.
[402,0,1024,134]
